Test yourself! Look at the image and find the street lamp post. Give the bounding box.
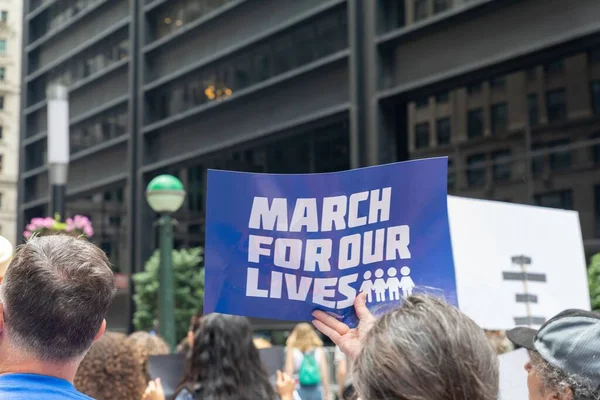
[47,84,70,220]
[146,175,186,351]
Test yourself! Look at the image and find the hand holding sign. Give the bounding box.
[312,292,375,361]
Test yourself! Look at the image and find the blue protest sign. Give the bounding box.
[204,158,456,327]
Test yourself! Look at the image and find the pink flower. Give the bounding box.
[23,231,32,239]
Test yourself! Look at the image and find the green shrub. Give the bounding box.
[588,253,600,311]
[133,247,204,342]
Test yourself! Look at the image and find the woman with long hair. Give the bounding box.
[144,313,295,400]
[285,323,330,400]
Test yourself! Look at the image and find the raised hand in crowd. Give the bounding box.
[312,292,375,361]
[141,379,164,400]
[275,370,295,400]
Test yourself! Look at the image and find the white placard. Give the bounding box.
[449,196,589,330]
[499,348,529,400]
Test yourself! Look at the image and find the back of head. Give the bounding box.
[1,235,116,361]
[354,295,499,400]
[129,331,170,356]
[75,332,148,400]
[287,322,323,353]
[186,313,275,400]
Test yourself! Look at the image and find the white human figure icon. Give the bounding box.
[359,271,375,303]
[386,267,402,301]
[373,269,387,302]
[400,266,415,298]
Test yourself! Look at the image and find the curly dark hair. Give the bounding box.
[74,332,148,400]
[180,313,276,400]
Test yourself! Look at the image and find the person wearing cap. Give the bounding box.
[508,310,600,400]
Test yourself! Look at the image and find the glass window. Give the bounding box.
[527,93,539,126]
[151,0,234,42]
[544,59,564,75]
[534,190,573,210]
[0,126,2,140]
[415,98,428,109]
[0,11,7,22]
[589,47,600,65]
[466,153,486,187]
[314,122,350,173]
[0,154,3,172]
[71,105,128,154]
[148,8,348,122]
[0,95,4,110]
[467,82,482,94]
[526,67,536,81]
[591,81,600,115]
[0,67,5,81]
[435,91,449,103]
[468,108,483,139]
[436,117,451,146]
[0,40,6,55]
[415,122,430,149]
[490,76,506,90]
[433,0,450,14]
[531,142,544,177]
[546,89,567,122]
[414,0,428,22]
[0,192,2,209]
[548,139,570,171]
[592,132,600,164]
[492,150,511,182]
[447,158,455,190]
[491,103,508,135]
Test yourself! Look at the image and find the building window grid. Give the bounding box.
[546,89,567,123]
[414,0,428,22]
[70,105,129,154]
[527,93,539,126]
[151,0,238,42]
[592,81,600,116]
[436,117,451,146]
[534,190,573,210]
[491,150,512,182]
[467,108,484,139]
[148,8,348,123]
[491,102,508,135]
[415,122,430,149]
[466,153,486,187]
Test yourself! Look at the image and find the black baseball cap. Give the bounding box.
[507,309,600,385]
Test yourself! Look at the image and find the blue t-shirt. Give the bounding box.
[0,373,94,399]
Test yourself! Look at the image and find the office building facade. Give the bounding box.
[0,0,21,246]
[19,0,600,330]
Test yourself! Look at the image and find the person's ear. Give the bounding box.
[550,386,572,400]
[93,319,106,343]
[0,303,4,338]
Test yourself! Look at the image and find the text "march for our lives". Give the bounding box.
[246,187,411,310]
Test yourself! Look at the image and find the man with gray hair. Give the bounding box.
[0,235,116,399]
[508,309,600,400]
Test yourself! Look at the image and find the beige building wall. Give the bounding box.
[408,49,600,251]
[0,0,21,246]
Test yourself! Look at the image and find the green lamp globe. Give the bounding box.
[146,175,186,213]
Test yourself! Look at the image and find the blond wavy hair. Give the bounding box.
[286,323,323,353]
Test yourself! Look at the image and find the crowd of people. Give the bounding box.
[0,235,599,400]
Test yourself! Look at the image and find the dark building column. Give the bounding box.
[348,0,382,168]
[128,0,141,333]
